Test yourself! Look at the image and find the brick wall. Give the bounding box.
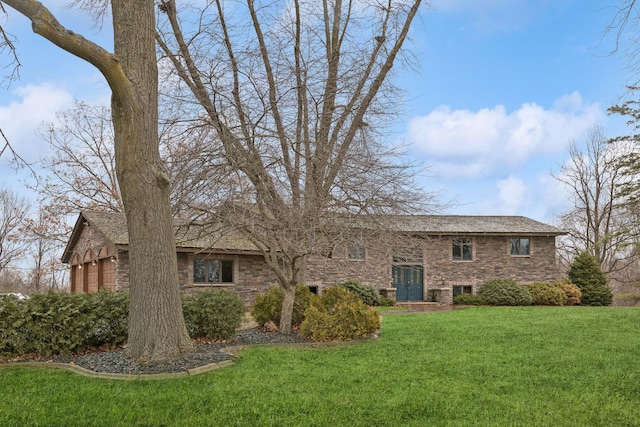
[179,252,278,307]
[68,225,562,306]
[423,235,562,303]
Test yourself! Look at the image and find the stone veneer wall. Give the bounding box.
[304,243,392,292]
[178,252,278,307]
[68,227,562,306]
[423,235,562,303]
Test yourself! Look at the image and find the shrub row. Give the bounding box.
[453,278,585,306]
[251,281,382,341]
[0,290,129,357]
[0,289,245,358]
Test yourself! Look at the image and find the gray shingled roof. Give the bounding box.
[61,211,259,263]
[389,215,565,235]
[62,211,564,263]
[81,211,259,250]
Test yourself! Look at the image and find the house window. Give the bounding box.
[193,259,234,284]
[510,238,530,256]
[348,238,365,260]
[452,237,472,261]
[452,285,473,297]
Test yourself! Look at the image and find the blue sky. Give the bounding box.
[0,0,633,224]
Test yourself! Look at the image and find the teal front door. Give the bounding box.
[392,265,424,301]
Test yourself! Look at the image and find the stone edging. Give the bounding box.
[0,340,373,381]
[1,321,397,380]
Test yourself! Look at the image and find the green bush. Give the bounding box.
[453,294,484,305]
[182,290,245,340]
[478,278,532,306]
[85,290,129,347]
[0,291,130,358]
[250,285,315,327]
[379,296,396,307]
[25,291,95,356]
[579,285,614,307]
[300,287,380,341]
[0,294,30,356]
[337,280,382,306]
[527,282,567,306]
[553,278,582,305]
[567,252,612,306]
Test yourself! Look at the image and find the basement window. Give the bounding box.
[452,285,472,297]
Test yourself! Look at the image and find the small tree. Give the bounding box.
[567,252,613,306]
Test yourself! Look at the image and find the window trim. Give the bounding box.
[347,237,366,261]
[509,238,531,257]
[452,237,473,261]
[452,285,473,297]
[193,258,235,285]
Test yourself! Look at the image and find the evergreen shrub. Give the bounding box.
[379,296,396,307]
[478,278,532,306]
[0,294,30,356]
[452,294,484,305]
[527,282,567,306]
[24,291,95,356]
[85,290,129,347]
[567,252,613,306]
[553,278,582,305]
[250,285,316,327]
[337,279,382,306]
[182,289,245,340]
[300,286,380,341]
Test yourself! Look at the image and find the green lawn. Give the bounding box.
[1,307,639,426]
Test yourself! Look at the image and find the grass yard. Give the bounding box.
[1,306,639,426]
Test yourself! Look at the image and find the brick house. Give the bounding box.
[61,211,565,305]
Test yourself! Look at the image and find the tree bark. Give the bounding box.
[111,0,193,360]
[3,0,194,360]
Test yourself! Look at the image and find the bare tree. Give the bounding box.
[156,0,429,332]
[30,99,251,220]
[1,0,193,360]
[33,101,124,215]
[553,125,640,277]
[0,187,29,271]
[21,206,68,292]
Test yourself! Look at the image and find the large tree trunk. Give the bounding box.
[3,0,194,360]
[110,0,194,360]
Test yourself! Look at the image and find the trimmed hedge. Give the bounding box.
[300,287,380,341]
[478,279,532,306]
[1,289,247,358]
[182,289,245,340]
[0,291,130,357]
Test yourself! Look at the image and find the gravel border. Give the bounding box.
[2,328,311,377]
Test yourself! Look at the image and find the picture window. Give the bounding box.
[510,238,530,256]
[194,259,234,284]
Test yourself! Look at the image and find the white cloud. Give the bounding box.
[496,175,528,215]
[407,92,603,180]
[0,83,74,163]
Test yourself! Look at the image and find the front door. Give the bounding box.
[392,265,424,301]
